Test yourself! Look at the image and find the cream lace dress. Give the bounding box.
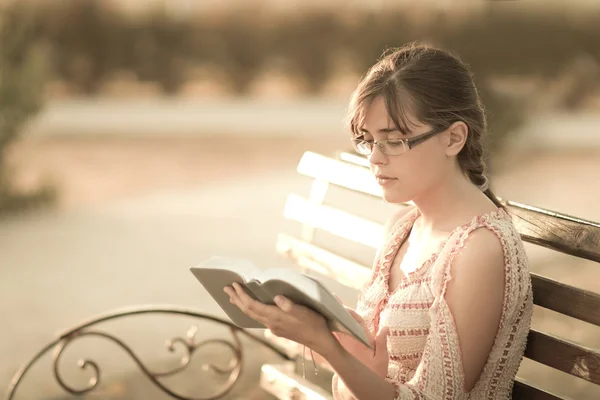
[332,207,533,400]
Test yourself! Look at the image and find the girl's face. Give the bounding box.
[359,96,452,204]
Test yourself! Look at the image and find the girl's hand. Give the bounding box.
[224,283,333,351]
[333,299,390,378]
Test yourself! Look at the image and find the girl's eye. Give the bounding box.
[387,140,404,147]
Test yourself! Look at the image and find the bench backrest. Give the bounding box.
[277,150,600,400]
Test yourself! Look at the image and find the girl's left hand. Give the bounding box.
[224,282,333,351]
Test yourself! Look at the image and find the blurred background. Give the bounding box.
[1,0,600,398]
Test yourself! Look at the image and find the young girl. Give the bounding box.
[224,42,533,399]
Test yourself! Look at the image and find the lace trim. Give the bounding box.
[437,299,467,399]
[389,301,434,310]
[391,276,433,292]
[389,327,430,337]
[390,351,425,362]
[485,291,532,399]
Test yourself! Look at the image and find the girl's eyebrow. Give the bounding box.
[358,127,401,134]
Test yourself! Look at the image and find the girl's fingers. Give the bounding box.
[274,295,293,312]
[226,284,288,328]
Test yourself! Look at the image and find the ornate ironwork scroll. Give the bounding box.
[6,305,291,400]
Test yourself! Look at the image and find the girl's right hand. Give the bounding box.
[333,296,389,378]
[334,306,373,351]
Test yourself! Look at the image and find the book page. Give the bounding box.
[257,268,320,300]
[194,256,260,281]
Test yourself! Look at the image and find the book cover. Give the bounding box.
[189,256,372,349]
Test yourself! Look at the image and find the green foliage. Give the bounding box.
[0,3,43,161]
[0,2,54,215]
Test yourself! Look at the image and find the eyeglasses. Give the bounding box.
[351,125,448,156]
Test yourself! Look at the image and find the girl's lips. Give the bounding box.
[375,175,397,187]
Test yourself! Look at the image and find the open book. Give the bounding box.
[189,256,371,349]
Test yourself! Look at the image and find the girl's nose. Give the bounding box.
[368,143,387,165]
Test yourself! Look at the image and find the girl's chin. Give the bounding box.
[381,189,410,204]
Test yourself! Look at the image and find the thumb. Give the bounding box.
[346,309,374,346]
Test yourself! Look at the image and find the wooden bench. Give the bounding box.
[6,149,600,400]
[259,150,600,400]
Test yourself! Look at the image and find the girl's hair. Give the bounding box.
[348,41,503,208]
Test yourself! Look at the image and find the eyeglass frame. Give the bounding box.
[351,125,449,156]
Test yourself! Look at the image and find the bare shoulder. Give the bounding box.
[383,205,415,239]
[444,226,506,320]
[455,227,505,275]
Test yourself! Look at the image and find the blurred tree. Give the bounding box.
[6,2,597,170]
[202,11,270,95]
[344,11,416,74]
[41,0,122,95]
[131,8,192,95]
[270,12,341,94]
[0,2,56,214]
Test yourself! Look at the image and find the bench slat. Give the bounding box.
[299,151,600,263]
[532,273,600,327]
[284,193,382,248]
[525,330,600,385]
[512,378,564,400]
[506,200,600,263]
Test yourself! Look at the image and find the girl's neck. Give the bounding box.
[411,173,495,234]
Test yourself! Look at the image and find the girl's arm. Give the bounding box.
[319,333,397,400]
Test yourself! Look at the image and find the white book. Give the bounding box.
[190,256,371,349]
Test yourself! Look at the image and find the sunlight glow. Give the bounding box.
[297,152,382,197]
[283,194,383,248]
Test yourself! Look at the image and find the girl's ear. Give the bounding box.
[445,121,468,157]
